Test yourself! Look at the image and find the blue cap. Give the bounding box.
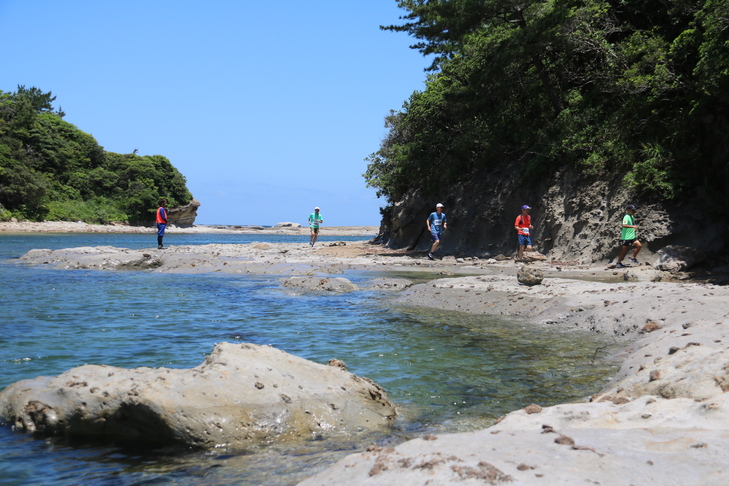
[521,205,531,210]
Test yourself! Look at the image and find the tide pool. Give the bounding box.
[0,233,619,486]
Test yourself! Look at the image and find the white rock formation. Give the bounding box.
[0,342,396,449]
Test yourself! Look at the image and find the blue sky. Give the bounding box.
[0,1,428,226]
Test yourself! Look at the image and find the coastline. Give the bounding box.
[0,220,379,236]
[8,234,729,484]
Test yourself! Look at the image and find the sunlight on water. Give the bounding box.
[0,233,620,486]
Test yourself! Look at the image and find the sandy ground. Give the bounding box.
[7,223,729,485]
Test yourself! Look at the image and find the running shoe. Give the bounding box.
[428,253,434,260]
[630,257,639,264]
[616,262,625,268]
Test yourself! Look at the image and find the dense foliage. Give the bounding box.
[0,86,192,223]
[366,0,729,209]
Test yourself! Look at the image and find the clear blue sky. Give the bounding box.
[0,1,428,226]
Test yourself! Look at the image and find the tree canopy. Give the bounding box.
[367,0,729,210]
[0,86,192,223]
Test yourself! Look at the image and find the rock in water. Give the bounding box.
[167,199,200,227]
[281,276,358,292]
[0,342,397,449]
[517,266,544,286]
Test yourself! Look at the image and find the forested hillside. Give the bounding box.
[367,0,729,258]
[0,86,192,223]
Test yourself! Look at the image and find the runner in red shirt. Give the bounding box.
[514,205,533,261]
[156,198,168,249]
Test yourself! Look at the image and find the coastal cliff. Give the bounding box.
[366,0,729,264]
[375,165,727,263]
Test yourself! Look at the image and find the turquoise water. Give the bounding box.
[0,233,619,485]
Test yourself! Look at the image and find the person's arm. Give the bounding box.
[426,216,432,232]
[160,208,168,223]
[621,217,636,228]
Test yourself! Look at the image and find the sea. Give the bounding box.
[0,232,620,485]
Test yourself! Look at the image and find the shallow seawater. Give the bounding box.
[0,233,620,486]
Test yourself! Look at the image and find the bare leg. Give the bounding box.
[617,245,629,264]
[633,240,642,258]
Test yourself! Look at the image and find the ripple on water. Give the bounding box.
[0,234,621,486]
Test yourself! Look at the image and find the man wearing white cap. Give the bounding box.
[308,207,323,246]
[426,203,447,260]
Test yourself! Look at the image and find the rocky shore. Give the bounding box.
[5,227,729,484]
[0,342,397,449]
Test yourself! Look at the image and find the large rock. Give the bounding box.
[0,342,396,449]
[281,276,358,292]
[517,266,544,286]
[167,199,200,227]
[521,250,547,263]
[654,245,706,273]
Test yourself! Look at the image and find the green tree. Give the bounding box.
[0,86,193,222]
[368,0,729,206]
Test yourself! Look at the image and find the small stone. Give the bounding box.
[642,320,661,332]
[328,359,347,370]
[524,403,542,414]
[555,435,575,446]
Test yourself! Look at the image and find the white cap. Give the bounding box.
[436,203,444,208]
[315,207,320,210]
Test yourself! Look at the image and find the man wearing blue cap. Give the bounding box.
[514,205,533,261]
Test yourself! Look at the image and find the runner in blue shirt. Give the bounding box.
[426,203,447,260]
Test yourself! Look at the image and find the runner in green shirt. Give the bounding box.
[616,204,642,268]
[308,207,323,247]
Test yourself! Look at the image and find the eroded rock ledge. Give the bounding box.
[0,342,397,449]
[300,317,729,485]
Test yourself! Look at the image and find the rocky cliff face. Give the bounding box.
[376,165,727,264]
[167,198,200,226]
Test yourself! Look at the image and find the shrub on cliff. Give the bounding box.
[367,0,729,212]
